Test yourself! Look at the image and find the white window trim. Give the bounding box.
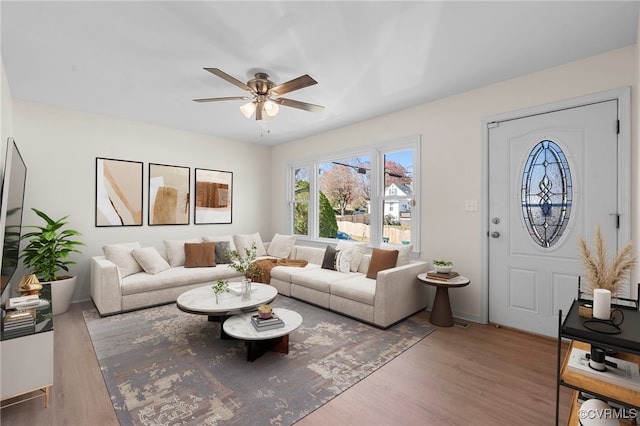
[287,135,421,253]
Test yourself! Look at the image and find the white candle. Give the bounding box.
[593,288,611,320]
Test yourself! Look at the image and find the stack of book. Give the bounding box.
[3,308,36,338]
[426,271,460,282]
[6,294,42,309]
[251,312,285,331]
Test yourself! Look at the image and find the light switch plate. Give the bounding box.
[464,199,478,212]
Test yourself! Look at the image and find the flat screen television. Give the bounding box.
[0,138,27,296]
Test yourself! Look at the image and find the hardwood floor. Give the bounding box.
[1,301,572,425]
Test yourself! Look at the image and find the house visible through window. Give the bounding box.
[288,136,420,250]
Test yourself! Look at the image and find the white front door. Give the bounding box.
[488,100,620,337]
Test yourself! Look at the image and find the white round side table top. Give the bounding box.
[176,282,277,315]
[222,308,303,341]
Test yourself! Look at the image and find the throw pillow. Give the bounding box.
[266,233,296,258]
[131,247,171,275]
[336,248,353,273]
[321,245,340,270]
[233,232,267,258]
[163,238,201,267]
[335,241,367,272]
[184,242,216,268]
[103,242,143,278]
[214,241,232,264]
[366,248,399,279]
[202,235,237,252]
[380,242,413,266]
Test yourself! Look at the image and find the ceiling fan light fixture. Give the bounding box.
[264,99,279,117]
[240,101,256,119]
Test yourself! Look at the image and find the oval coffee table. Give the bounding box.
[177,282,278,338]
[223,308,303,362]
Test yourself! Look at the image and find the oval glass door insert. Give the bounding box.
[521,140,573,248]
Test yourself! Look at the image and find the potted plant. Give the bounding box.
[578,225,637,297]
[20,208,84,315]
[226,243,263,296]
[433,259,453,274]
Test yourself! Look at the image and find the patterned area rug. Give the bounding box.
[83,295,435,425]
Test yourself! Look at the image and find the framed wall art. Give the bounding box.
[194,168,232,224]
[95,158,143,227]
[149,163,190,225]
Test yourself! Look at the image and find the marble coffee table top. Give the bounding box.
[177,282,277,316]
[223,308,303,341]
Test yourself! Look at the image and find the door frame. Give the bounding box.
[480,87,631,325]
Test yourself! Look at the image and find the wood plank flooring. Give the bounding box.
[1,301,571,425]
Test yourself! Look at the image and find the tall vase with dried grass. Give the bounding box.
[578,225,637,298]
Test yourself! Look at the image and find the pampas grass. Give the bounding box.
[579,225,637,297]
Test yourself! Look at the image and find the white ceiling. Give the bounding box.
[2,1,638,146]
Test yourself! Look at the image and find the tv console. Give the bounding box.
[0,283,54,409]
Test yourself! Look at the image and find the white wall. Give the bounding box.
[1,57,13,171]
[270,46,638,322]
[12,101,272,302]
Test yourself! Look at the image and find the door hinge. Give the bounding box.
[617,120,620,134]
[488,122,499,129]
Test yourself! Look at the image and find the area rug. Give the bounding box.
[83,296,435,426]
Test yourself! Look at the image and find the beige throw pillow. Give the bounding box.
[163,238,201,267]
[266,233,296,258]
[335,241,367,272]
[380,242,413,266]
[233,233,267,258]
[103,242,143,278]
[131,247,171,275]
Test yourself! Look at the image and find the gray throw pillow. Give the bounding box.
[321,245,340,270]
[215,241,232,264]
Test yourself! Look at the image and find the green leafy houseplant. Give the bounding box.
[212,279,228,303]
[433,260,452,267]
[20,208,85,282]
[226,243,263,279]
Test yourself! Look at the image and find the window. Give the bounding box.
[292,167,310,236]
[288,136,420,250]
[521,140,573,248]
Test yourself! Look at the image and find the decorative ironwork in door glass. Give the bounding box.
[521,140,572,248]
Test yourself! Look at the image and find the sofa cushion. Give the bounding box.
[131,247,171,275]
[321,245,340,270]
[120,265,242,296]
[380,242,412,266]
[103,242,143,278]
[330,275,376,305]
[292,268,357,293]
[184,242,216,268]
[335,241,367,272]
[366,248,399,279]
[233,232,267,258]
[266,233,296,258]
[163,238,201,267]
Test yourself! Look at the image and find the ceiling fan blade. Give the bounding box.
[204,68,253,92]
[193,96,250,103]
[255,102,264,121]
[269,74,317,96]
[274,97,324,113]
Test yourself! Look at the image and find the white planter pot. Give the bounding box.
[50,276,77,315]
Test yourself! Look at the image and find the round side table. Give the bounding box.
[417,272,470,327]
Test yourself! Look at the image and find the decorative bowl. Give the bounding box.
[434,265,452,274]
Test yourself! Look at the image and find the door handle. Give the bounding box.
[490,231,500,238]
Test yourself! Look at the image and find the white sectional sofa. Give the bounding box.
[90,233,430,328]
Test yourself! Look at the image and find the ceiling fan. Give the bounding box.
[194,68,325,121]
